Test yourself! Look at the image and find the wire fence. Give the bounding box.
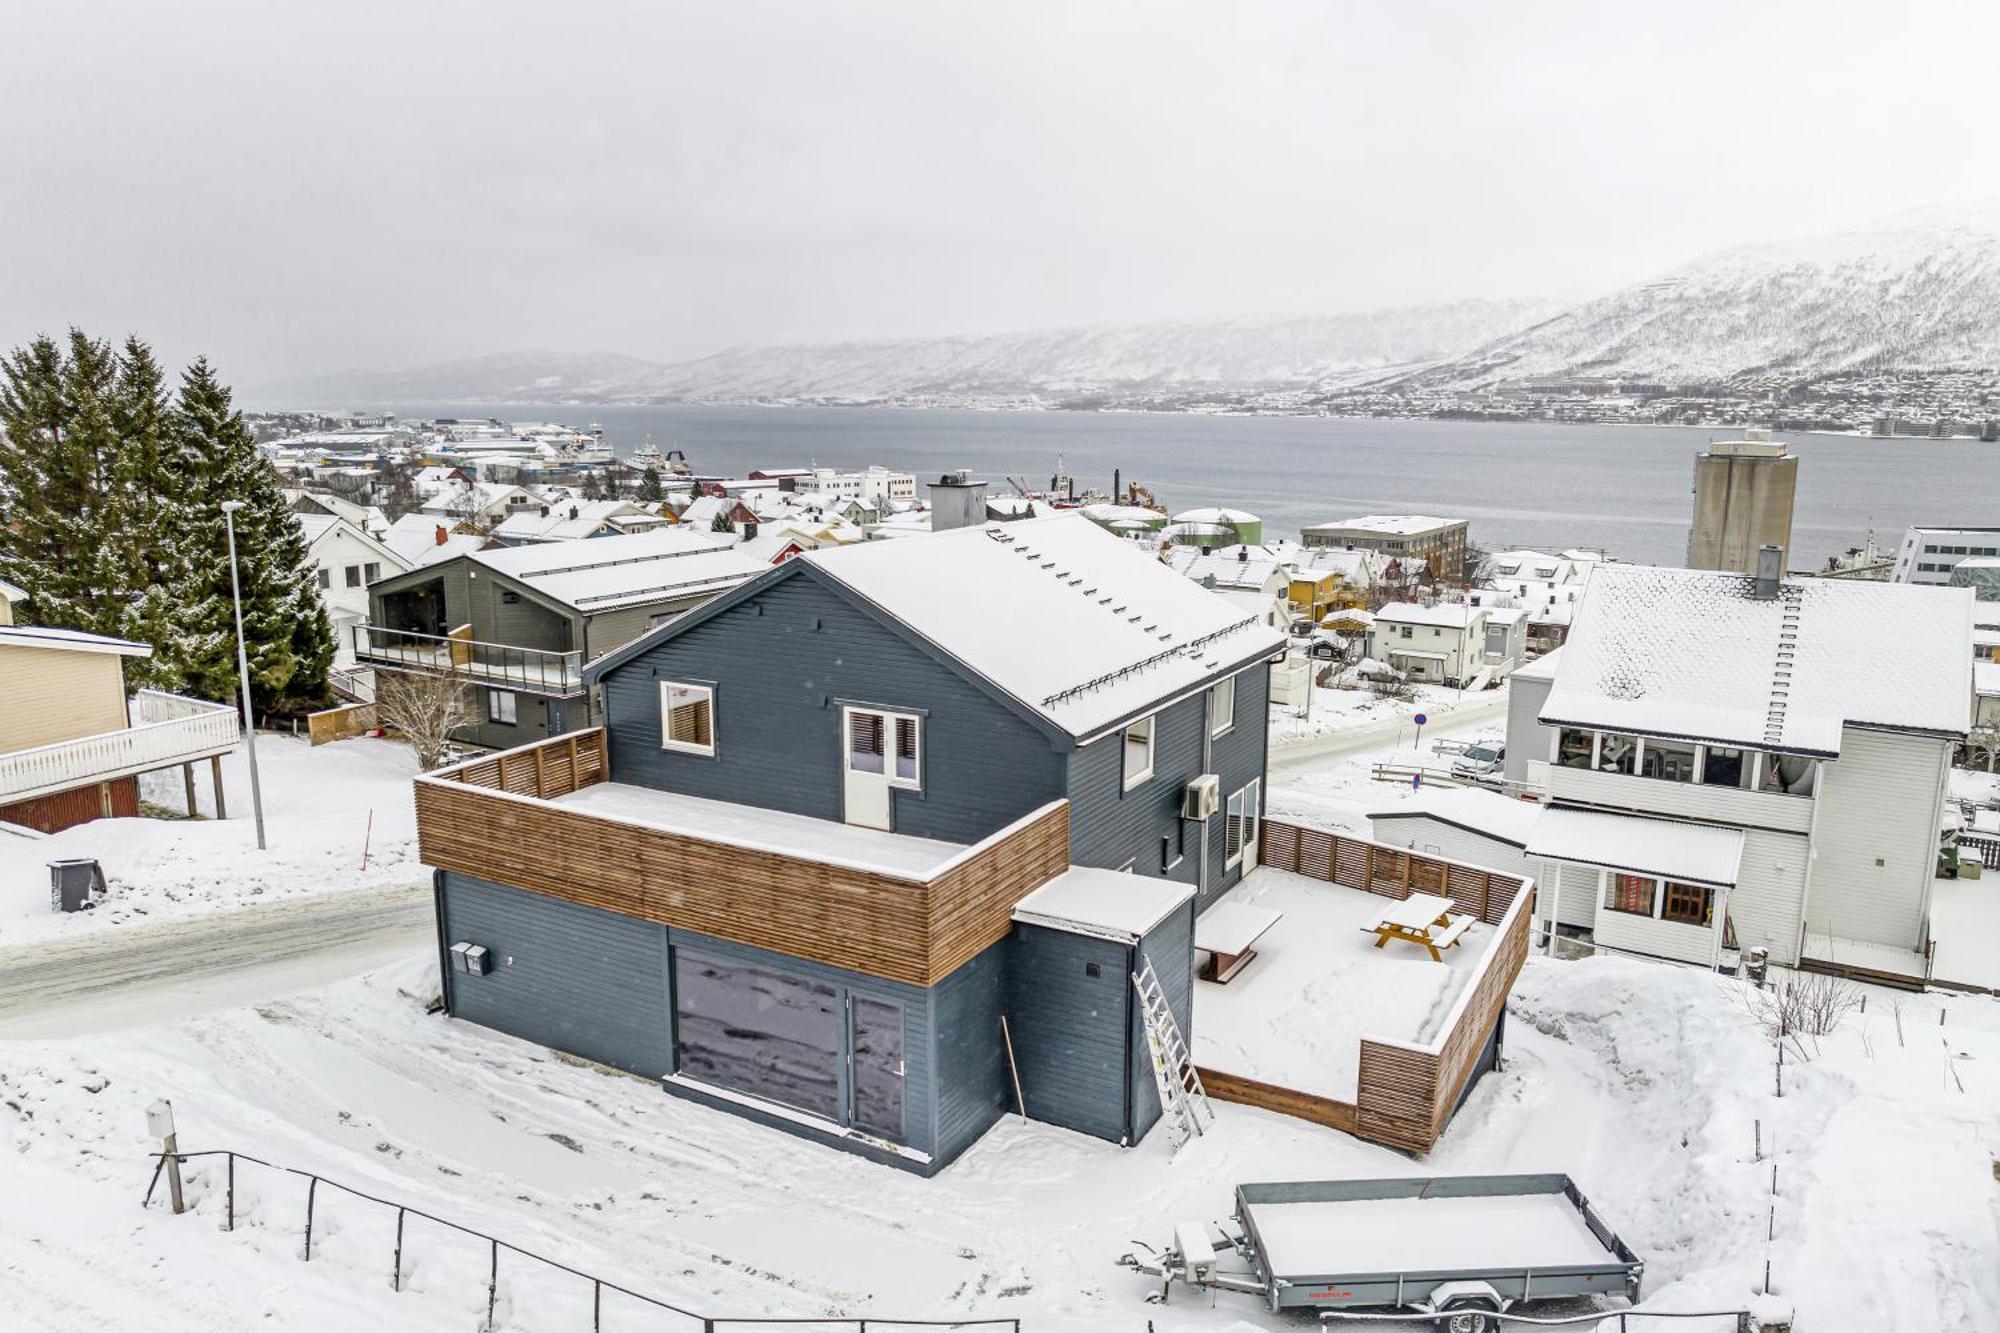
[144,1148,1022,1333]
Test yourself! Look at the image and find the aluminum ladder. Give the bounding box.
[1132,959,1212,1152]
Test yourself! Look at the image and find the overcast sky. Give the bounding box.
[3,0,1996,389]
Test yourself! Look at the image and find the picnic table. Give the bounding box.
[1363,891,1473,962]
[1194,902,1284,983]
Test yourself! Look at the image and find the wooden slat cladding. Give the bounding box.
[417,733,1070,987]
[1355,879,1534,1154]
[1196,1066,1358,1134]
[1260,819,1524,925]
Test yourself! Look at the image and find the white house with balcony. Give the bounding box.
[1510,559,1973,987]
[0,623,241,833]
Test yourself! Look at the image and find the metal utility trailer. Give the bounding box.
[1123,1174,1643,1329]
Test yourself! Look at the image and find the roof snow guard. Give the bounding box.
[802,514,1287,740]
[983,527,1258,709]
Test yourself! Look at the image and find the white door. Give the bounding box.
[843,706,893,830]
[1240,777,1262,871]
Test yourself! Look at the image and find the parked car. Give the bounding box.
[1451,742,1505,781]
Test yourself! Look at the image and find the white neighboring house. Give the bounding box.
[296,512,414,669]
[287,488,391,540]
[1369,787,1542,886]
[418,480,546,530]
[1511,560,1973,984]
[381,513,491,568]
[489,500,668,544]
[1367,601,1516,685]
[1889,526,2000,585]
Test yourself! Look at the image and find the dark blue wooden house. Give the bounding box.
[415,515,1286,1172]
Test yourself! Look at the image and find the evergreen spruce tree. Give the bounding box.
[0,330,130,638]
[640,464,663,503]
[174,359,334,710]
[107,337,198,689]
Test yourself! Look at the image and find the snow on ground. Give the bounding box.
[0,735,422,946]
[1192,869,1490,1101]
[5,946,1996,1331]
[1266,677,1497,747]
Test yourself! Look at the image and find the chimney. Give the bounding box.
[1753,544,1783,599]
[741,520,759,541]
[926,469,991,532]
[434,524,448,546]
[1236,547,1248,562]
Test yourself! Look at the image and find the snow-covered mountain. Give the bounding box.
[1396,200,2000,390]
[249,301,1553,407]
[619,301,1555,403]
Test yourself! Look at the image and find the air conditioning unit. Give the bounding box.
[1182,774,1220,820]
[450,941,492,976]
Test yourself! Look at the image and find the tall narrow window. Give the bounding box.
[892,715,920,786]
[848,710,884,774]
[1209,676,1236,736]
[487,689,517,725]
[661,681,715,755]
[1123,714,1155,790]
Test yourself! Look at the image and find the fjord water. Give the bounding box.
[395,405,1998,567]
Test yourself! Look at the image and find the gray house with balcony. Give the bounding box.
[358,527,787,747]
[418,514,1285,1172]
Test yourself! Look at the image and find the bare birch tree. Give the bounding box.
[375,667,473,770]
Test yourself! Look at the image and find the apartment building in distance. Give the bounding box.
[1890,526,2000,586]
[1300,515,1469,584]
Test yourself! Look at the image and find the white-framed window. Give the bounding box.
[892,714,920,787]
[661,681,716,755]
[1209,676,1236,737]
[487,689,517,726]
[1225,777,1262,870]
[1122,713,1155,790]
[848,708,923,789]
[345,565,363,587]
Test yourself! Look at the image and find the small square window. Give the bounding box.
[661,681,715,755]
[364,562,381,583]
[316,568,331,589]
[344,565,362,588]
[487,689,517,725]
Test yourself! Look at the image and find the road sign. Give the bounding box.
[1413,712,1428,726]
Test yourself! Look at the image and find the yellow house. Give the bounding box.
[0,622,240,833]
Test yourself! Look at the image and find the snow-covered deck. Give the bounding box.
[1929,876,2000,993]
[551,782,968,880]
[1191,867,1492,1103]
[1799,931,1931,988]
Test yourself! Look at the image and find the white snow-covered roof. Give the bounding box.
[490,500,648,543]
[0,577,24,604]
[1166,547,1285,592]
[382,514,489,567]
[1483,606,1527,625]
[801,514,1287,739]
[294,512,339,544]
[1975,661,2000,698]
[1011,865,1193,942]
[1163,521,1232,539]
[1370,788,1542,847]
[1375,601,1482,629]
[472,528,775,612]
[0,624,152,659]
[1542,564,1975,754]
[1171,507,1259,525]
[1081,503,1164,525]
[1305,514,1463,536]
[1528,806,1744,888]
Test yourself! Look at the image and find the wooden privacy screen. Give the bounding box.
[416,729,1070,987]
[1246,819,1535,1154]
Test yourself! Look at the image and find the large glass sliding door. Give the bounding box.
[672,949,908,1143]
[673,952,842,1120]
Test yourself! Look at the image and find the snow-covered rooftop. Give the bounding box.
[1305,514,1463,536]
[1975,661,2000,698]
[1528,805,1744,887]
[1011,866,1192,943]
[293,512,339,544]
[473,528,777,612]
[1166,546,1285,592]
[1370,787,1542,847]
[1170,507,1258,525]
[802,515,1286,739]
[0,624,152,659]
[1541,564,1974,755]
[1375,601,1482,629]
[1510,646,1564,682]
[490,500,649,543]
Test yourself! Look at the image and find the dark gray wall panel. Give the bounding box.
[1199,663,1271,911]
[1004,923,1131,1143]
[599,572,1066,844]
[439,872,672,1078]
[1065,688,1211,885]
[929,938,1010,1165]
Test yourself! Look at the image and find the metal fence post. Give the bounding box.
[486,1238,498,1331]
[303,1176,318,1261]
[226,1153,236,1232]
[392,1207,405,1292]
[592,1279,601,1332]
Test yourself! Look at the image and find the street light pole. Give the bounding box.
[220,501,266,850]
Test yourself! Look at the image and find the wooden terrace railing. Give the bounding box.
[0,689,241,804]
[415,728,1071,987]
[1207,819,1535,1155]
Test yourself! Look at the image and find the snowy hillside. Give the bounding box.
[619,301,1555,403]
[250,302,1552,407]
[1399,199,2000,388]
